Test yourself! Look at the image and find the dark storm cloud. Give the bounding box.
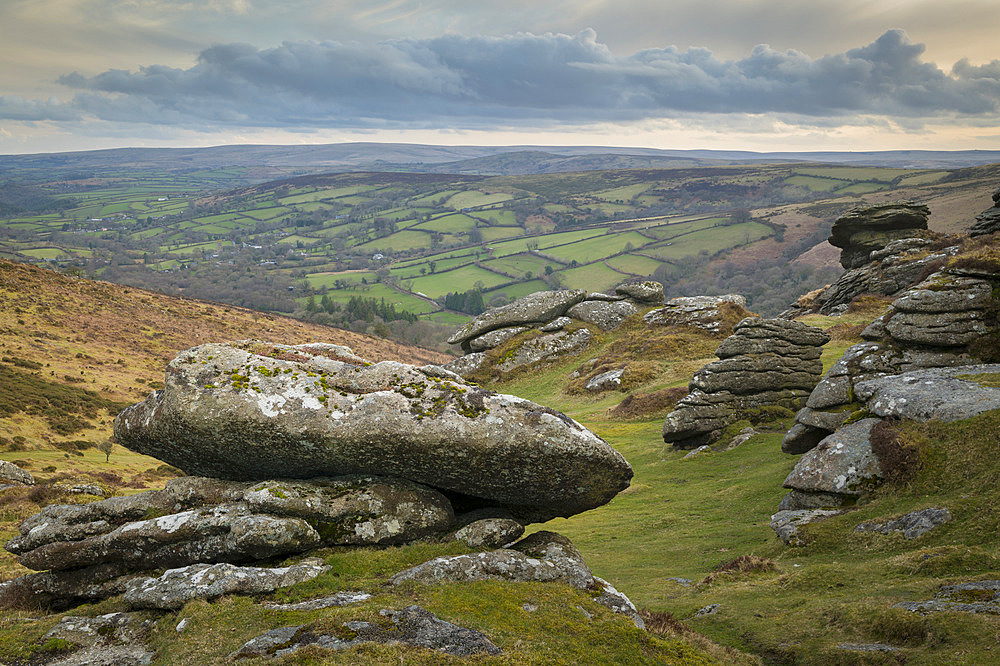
[23,29,1000,127]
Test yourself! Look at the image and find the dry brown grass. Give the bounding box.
[701,555,777,585]
[608,387,688,419]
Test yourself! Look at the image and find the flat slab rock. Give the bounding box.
[854,365,1000,423]
[448,290,587,345]
[643,294,746,333]
[7,475,453,574]
[232,605,502,659]
[123,558,329,610]
[897,580,1000,615]
[0,460,34,486]
[770,509,842,546]
[113,341,631,521]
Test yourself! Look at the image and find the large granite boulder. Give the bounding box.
[447,290,587,348]
[644,295,747,334]
[615,280,664,304]
[663,318,828,448]
[854,365,1000,423]
[828,203,930,270]
[467,326,530,353]
[783,418,883,497]
[114,341,631,522]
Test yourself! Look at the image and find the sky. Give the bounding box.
[3,0,1000,155]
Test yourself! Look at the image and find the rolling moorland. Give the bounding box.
[1,144,1000,663]
[2,146,999,354]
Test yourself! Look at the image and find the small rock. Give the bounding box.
[665,577,693,586]
[175,618,188,633]
[521,603,538,612]
[540,316,573,332]
[693,604,719,617]
[782,419,883,497]
[585,369,624,392]
[0,460,34,486]
[837,643,900,653]
[261,591,372,611]
[576,605,593,619]
[683,446,712,459]
[854,507,952,539]
[770,509,842,546]
[454,518,524,549]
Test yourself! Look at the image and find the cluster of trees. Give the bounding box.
[442,288,485,315]
[304,295,418,324]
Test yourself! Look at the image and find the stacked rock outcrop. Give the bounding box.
[662,317,829,449]
[782,270,1000,457]
[444,281,664,377]
[971,186,1000,237]
[779,202,956,318]
[644,294,747,334]
[4,341,634,611]
[828,202,930,270]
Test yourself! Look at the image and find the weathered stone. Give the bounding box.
[721,426,758,450]
[539,316,573,332]
[262,591,372,611]
[828,203,930,269]
[496,328,593,375]
[693,604,720,617]
[113,342,630,522]
[0,460,34,486]
[777,490,846,511]
[593,576,645,629]
[585,369,624,392]
[231,605,503,659]
[243,476,454,546]
[885,310,988,346]
[567,300,637,330]
[892,275,994,313]
[467,326,530,353]
[971,191,1000,237]
[795,407,851,432]
[49,645,155,666]
[665,388,806,449]
[123,558,329,610]
[854,365,1000,422]
[442,351,485,378]
[448,290,587,346]
[770,509,842,546]
[688,355,821,394]
[722,317,830,349]
[615,281,664,304]
[783,419,883,496]
[781,423,830,455]
[837,643,900,654]
[644,295,746,334]
[682,445,712,459]
[805,375,852,410]
[585,292,625,302]
[454,518,524,549]
[43,612,149,648]
[854,507,952,539]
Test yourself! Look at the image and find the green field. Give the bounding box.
[446,190,515,209]
[545,231,652,263]
[605,253,666,275]
[413,213,478,233]
[408,264,511,298]
[642,221,774,261]
[555,261,629,290]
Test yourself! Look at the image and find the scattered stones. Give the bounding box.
[855,508,952,539]
[896,580,1000,615]
[113,341,631,522]
[454,518,524,549]
[663,317,828,448]
[644,295,747,334]
[261,591,372,611]
[447,290,588,347]
[585,368,624,392]
[828,202,930,270]
[566,300,638,330]
[693,604,720,617]
[42,612,154,666]
[0,460,34,486]
[123,558,329,610]
[48,645,155,666]
[770,509,842,546]
[232,605,503,659]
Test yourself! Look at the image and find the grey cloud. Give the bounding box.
[47,29,1000,128]
[0,95,81,121]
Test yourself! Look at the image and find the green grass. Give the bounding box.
[605,253,665,275]
[482,253,554,277]
[475,209,519,226]
[413,213,477,234]
[354,229,433,251]
[446,191,515,209]
[784,175,850,192]
[642,222,773,261]
[591,184,652,202]
[555,262,628,291]
[483,279,550,301]
[545,231,652,264]
[408,265,510,299]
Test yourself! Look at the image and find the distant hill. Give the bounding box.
[4,142,1000,180]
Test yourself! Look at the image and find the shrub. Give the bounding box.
[608,387,687,419]
[870,419,920,485]
[701,555,776,584]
